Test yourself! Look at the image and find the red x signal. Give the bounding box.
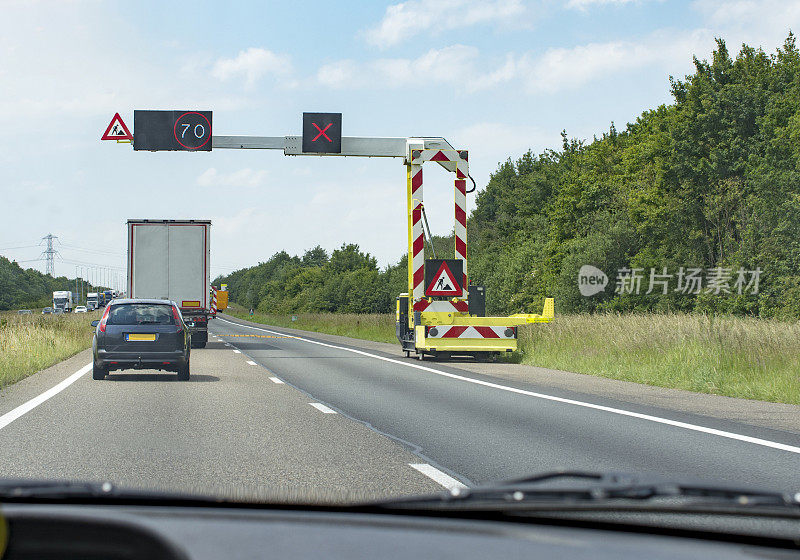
[312,122,332,142]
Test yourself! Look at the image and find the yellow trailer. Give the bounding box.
[396,143,554,360]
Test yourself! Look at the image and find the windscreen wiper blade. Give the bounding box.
[0,479,116,499]
[0,480,210,503]
[374,471,800,513]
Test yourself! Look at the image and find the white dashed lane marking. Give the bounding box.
[409,464,466,491]
[309,403,336,414]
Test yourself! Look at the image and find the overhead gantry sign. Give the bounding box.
[105,110,554,360]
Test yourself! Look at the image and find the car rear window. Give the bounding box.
[106,303,175,325]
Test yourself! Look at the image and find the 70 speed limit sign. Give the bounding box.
[133,110,213,151]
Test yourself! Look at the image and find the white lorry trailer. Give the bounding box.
[127,219,211,348]
[52,291,74,313]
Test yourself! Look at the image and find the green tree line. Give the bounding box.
[0,257,77,310]
[218,36,800,319]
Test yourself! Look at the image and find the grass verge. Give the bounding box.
[227,304,800,405]
[0,311,99,389]
[517,313,800,405]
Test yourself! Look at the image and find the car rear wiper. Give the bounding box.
[373,471,800,516]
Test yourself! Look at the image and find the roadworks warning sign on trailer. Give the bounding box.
[425,259,462,297]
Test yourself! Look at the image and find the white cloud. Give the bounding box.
[521,29,715,93]
[196,168,269,188]
[365,0,527,47]
[567,0,640,9]
[316,28,717,95]
[450,122,563,186]
[691,0,800,47]
[0,5,256,122]
[317,45,516,92]
[211,47,292,86]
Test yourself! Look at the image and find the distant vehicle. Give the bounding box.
[74,306,87,313]
[86,292,99,311]
[127,219,212,348]
[53,308,64,315]
[104,290,114,304]
[91,299,190,380]
[42,307,53,314]
[52,290,74,313]
[16,309,33,315]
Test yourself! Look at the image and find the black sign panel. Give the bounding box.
[424,259,463,297]
[302,112,342,153]
[133,110,213,151]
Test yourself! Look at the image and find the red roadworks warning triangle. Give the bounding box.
[101,112,133,141]
[427,261,461,296]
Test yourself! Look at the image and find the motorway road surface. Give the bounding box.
[0,314,798,502]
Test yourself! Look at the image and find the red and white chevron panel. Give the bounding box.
[413,300,469,313]
[409,148,470,301]
[410,163,425,301]
[454,154,468,297]
[427,326,515,339]
[210,286,217,315]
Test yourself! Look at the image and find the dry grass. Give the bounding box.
[0,311,99,389]
[517,313,800,405]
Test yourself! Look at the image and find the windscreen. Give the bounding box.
[2,3,799,539]
[106,303,175,325]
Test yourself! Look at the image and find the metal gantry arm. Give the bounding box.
[210,133,470,329]
[211,135,458,165]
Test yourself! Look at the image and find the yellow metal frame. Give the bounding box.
[404,158,555,354]
[406,165,414,327]
[414,325,518,352]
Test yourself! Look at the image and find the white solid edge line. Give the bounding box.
[215,317,800,455]
[233,349,241,354]
[246,360,257,366]
[309,402,337,414]
[410,463,466,491]
[0,363,92,431]
[269,377,285,384]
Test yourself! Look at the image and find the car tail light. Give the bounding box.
[172,306,183,332]
[98,305,111,333]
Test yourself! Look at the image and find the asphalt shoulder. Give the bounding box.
[216,314,800,436]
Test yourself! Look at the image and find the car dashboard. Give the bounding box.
[1,502,796,560]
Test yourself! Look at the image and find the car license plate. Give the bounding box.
[127,333,156,342]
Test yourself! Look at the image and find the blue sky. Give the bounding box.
[1,0,797,285]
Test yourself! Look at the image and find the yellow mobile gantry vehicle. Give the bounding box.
[116,111,553,360]
[394,140,553,361]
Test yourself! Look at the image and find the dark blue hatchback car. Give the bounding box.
[92,299,191,380]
